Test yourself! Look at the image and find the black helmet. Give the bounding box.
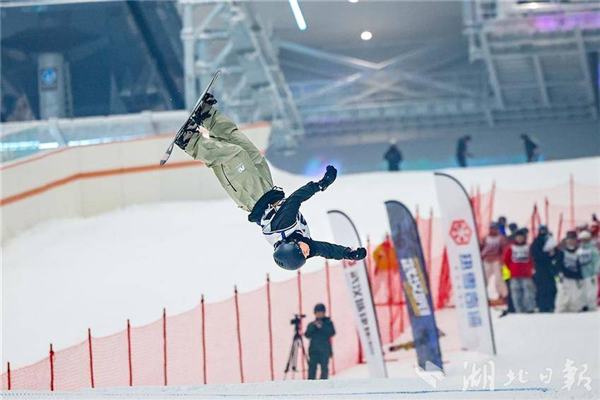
[314,303,326,313]
[273,241,306,270]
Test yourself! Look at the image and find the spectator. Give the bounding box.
[501,222,520,316]
[503,229,535,313]
[305,303,335,380]
[520,134,540,162]
[456,135,472,168]
[553,234,582,313]
[578,230,599,312]
[481,223,508,301]
[507,223,519,241]
[531,226,557,312]
[497,216,508,236]
[384,140,403,171]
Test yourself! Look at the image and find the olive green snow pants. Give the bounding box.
[184,108,274,212]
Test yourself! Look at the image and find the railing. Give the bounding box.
[0,111,187,163]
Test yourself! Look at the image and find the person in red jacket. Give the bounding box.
[503,229,535,313]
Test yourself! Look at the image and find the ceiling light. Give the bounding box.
[349,0,359,3]
[288,0,307,31]
[361,31,372,41]
[527,2,539,10]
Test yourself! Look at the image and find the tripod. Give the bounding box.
[284,318,308,380]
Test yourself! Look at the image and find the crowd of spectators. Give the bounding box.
[480,215,600,315]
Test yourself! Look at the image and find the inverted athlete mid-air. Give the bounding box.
[175,93,367,270]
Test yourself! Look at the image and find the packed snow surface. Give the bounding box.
[2,157,599,370]
[6,311,600,399]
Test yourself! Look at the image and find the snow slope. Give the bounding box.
[2,157,599,368]
[9,310,599,399]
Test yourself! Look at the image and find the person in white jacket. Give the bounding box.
[578,230,600,311]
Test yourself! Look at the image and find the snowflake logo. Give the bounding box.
[449,219,472,246]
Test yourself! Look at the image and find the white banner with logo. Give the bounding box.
[434,173,496,355]
[327,210,388,379]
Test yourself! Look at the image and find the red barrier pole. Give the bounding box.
[427,208,433,279]
[49,344,55,391]
[7,362,11,391]
[325,262,336,376]
[266,275,275,381]
[570,174,575,229]
[488,181,496,227]
[88,328,95,388]
[297,271,305,379]
[127,319,133,387]
[356,331,365,364]
[201,295,207,385]
[415,205,420,226]
[163,308,168,386]
[544,197,550,226]
[385,234,394,342]
[557,213,564,242]
[234,287,245,383]
[531,204,538,238]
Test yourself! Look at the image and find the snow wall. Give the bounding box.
[0,122,271,244]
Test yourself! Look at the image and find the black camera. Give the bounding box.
[290,314,306,326]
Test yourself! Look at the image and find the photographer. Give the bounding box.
[305,303,335,380]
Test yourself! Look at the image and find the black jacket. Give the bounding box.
[305,317,335,356]
[531,235,556,286]
[384,145,402,171]
[260,182,350,260]
[552,248,581,280]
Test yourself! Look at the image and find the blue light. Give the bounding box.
[288,0,307,31]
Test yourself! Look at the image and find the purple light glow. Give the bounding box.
[533,11,600,32]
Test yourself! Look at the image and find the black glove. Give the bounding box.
[344,247,366,261]
[318,165,337,191]
[202,92,218,106]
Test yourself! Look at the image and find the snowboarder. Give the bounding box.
[175,93,367,270]
[305,303,335,380]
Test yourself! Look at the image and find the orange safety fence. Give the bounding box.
[3,177,598,391]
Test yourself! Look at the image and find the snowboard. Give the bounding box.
[159,70,222,166]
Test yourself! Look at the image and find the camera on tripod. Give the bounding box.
[284,314,307,378]
[290,314,306,326]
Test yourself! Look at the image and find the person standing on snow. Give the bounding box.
[456,135,473,168]
[305,303,335,380]
[577,230,599,312]
[520,134,540,163]
[175,93,366,270]
[481,223,508,301]
[383,140,403,171]
[503,229,535,313]
[531,226,557,312]
[553,234,583,313]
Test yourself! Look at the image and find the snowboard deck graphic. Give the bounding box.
[159,70,221,166]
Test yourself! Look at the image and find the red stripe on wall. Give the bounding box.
[0,160,204,207]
